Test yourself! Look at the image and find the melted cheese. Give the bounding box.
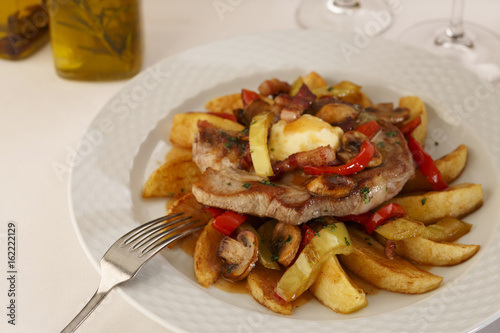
[268,114,344,161]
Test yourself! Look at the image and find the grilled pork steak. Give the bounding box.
[192,120,415,225]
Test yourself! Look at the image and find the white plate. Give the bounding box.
[69,30,500,333]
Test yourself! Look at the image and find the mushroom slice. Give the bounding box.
[315,103,359,126]
[218,230,258,281]
[337,130,383,168]
[366,103,410,124]
[306,174,356,198]
[271,222,301,267]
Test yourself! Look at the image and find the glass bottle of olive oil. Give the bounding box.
[48,0,143,81]
[0,0,49,60]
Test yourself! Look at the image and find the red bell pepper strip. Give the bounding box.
[287,224,316,268]
[211,210,248,236]
[365,203,406,234]
[355,121,380,138]
[408,137,448,191]
[299,224,315,252]
[241,89,260,106]
[336,203,406,234]
[207,112,237,122]
[202,206,225,219]
[399,116,422,136]
[303,140,375,176]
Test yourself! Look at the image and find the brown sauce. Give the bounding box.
[213,277,248,294]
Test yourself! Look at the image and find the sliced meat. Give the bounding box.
[192,121,415,225]
[280,84,316,122]
[272,145,338,177]
[192,120,251,172]
[258,78,290,97]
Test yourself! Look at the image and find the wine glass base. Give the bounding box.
[399,19,500,84]
[296,0,392,37]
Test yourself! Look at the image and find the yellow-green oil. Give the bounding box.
[0,0,49,60]
[48,0,143,80]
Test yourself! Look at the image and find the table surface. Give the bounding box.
[1,0,499,332]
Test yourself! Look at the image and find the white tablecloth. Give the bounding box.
[1,0,499,332]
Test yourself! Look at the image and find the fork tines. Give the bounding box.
[122,213,205,256]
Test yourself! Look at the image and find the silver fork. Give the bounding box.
[61,213,205,333]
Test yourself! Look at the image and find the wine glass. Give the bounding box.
[399,0,500,84]
[296,0,393,36]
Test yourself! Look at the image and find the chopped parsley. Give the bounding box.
[360,187,372,204]
[377,141,386,148]
[421,197,427,206]
[345,237,351,246]
[270,254,280,262]
[227,182,232,186]
[327,86,334,92]
[385,131,398,137]
[365,237,373,246]
[285,235,292,243]
[260,179,276,186]
[243,182,251,189]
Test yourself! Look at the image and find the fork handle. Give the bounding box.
[61,285,113,333]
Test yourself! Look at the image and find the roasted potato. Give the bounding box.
[204,93,243,114]
[389,183,483,224]
[165,193,211,249]
[403,145,468,193]
[169,113,244,148]
[165,145,192,162]
[394,236,479,266]
[247,264,292,315]
[142,155,201,198]
[310,255,368,314]
[375,217,426,240]
[339,227,443,294]
[398,96,428,144]
[420,217,472,242]
[303,71,328,90]
[193,220,224,288]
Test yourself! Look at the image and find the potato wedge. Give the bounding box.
[403,145,468,193]
[398,96,427,144]
[193,219,224,288]
[310,255,368,314]
[339,227,443,294]
[165,145,192,162]
[421,217,472,242]
[389,183,483,224]
[359,91,373,108]
[247,264,292,315]
[394,237,479,266]
[205,93,243,114]
[169,113,245,148]
[166,193,211,249]
[375,217,426,240]
[142,155,201,198]
[303,71,328,90]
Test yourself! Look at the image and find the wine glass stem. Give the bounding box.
[333,0,360,8]
[446,0,465,38]
[435,0,473,48]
